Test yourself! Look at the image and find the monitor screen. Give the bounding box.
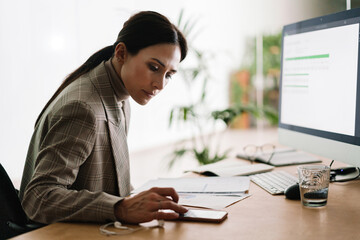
[278,8,360,167]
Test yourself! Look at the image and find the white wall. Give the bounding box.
[0,0,343,181]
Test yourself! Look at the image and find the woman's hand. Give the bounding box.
[114,187,188,224]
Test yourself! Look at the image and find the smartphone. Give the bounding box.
[162,209,228,223]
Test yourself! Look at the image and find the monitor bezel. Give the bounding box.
[278,7,360,148]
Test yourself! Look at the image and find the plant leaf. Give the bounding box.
[167,148,188,169]
[177,9,184,27]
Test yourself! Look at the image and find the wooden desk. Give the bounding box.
[12,129,360,240]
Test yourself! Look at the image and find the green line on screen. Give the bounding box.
[285,54,329,61]
[284,85,309,88]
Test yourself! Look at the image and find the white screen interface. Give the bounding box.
[281,23,359,136]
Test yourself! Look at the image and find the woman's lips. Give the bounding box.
[143,90,155,98]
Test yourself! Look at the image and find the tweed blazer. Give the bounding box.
[19,61,131,224]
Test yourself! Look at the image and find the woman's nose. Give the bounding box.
[152,76,167,90]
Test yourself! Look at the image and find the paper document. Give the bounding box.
[179,193,251,210]
[186,158,274,177]
[132,176,250,194]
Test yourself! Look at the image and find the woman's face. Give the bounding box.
[114,43,181,105]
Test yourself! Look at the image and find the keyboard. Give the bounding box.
[250,171,298,195]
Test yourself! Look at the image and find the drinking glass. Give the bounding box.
[297,165,330,207]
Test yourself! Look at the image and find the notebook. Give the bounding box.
[185,158,274,177]
[236,150,321,167]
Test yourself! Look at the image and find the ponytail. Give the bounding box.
[66,45,114,84]
[35,45,114,126]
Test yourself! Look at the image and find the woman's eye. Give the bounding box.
[166,74,173,79]
[149,64,159,72]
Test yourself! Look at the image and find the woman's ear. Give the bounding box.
[114,42,127,63]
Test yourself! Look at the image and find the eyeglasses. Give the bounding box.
[243,144,276,164]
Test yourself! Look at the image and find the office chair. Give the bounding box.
[0,163,43,239]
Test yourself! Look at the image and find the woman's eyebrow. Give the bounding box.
[151,58,177,73]
[151,58,165,67]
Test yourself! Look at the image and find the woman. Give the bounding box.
[19,11,188,224]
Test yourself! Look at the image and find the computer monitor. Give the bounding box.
[278,8,360,168]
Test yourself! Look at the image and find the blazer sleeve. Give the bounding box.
[22,101,122,224]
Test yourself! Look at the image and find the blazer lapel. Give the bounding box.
[123,99,131,135]
[89,63,131,197]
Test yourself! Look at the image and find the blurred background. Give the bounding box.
[0,0,357,186]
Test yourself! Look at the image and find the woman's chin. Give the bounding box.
[134,98,150,106]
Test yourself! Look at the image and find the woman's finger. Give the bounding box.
[158,200,188,213]
[144,196,188,214]
[154,210,180,220]
[148,187,179,202]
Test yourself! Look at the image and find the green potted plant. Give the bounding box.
[167,11,280,168]
[167,10,229,167]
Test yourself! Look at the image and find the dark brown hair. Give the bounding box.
[35,11,187,126]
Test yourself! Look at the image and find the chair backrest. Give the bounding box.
[0,163,28,225]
